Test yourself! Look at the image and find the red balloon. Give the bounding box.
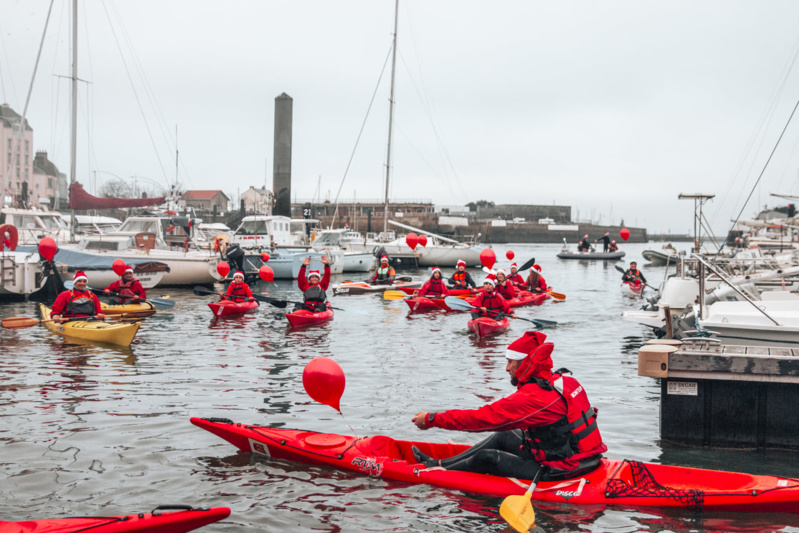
[405,232,418,250]
[261,252,270,263]
[259,265,274,282]
[37,237,58,262]
[620,228,630,241]
[479,248,496,270]
[303,357,345,413]
[506,250,515,260]
[417,234,428,247]
[112,259,127,276]
[216,261,230,278]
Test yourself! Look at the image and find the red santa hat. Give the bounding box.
[583,234,588,239]
[308,269,321,279]
[233,271,244,279]
[380,255,389,263]
[510,262,518,269]
[456,259,466,267]
[506,330,548,360]
[516,342,556,384]
[483,278,496,287]
[532,264,542,272]
[495,268,507,277]
[124,266,134,274]
[73,271,88,282]
[430,266,441,276]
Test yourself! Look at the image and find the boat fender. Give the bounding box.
[0,224,18,251]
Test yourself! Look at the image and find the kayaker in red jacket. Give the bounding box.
[418,267,450,298]
[608,240,619,252]
[371,255,395,285]
[51,271,105,323]
[494,269,516,300]
[219,271,254,302]
[448,259,477,290]
[298,256,331,312]
[621,262,647,284]
[526,264,547,293]
[470,279,515,320]
[507,263,525,288]
[103,265,146,304]
[411,331,607,481]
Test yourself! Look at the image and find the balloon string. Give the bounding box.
[339,411,359,438]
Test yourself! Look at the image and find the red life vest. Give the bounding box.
[303,284,327,311]
[479,292,504,312]
[523,372,604,468]
[227,282,249,301]
[66,290,96,316]
[496,282,514,300]
[452,271,468,287]
[117,279,137,302]
[425,278,447,297]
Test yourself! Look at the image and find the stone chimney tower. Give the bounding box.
[272,93,293,217]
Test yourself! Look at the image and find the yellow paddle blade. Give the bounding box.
[383,290,408,300]
[499,492,536,533]
[547,291,566,301]
[1,317,40,329]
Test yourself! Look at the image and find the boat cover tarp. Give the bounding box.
[16,246,170,272]
[69,182,165,210]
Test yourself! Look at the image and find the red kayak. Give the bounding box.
[467,316,510,338]
[398,286,482,298]
[192,417,799,514]
[0,505,230,533]
[404,297,451,313]
[285,307,334,328]
[621,281,644,297]
[465,292,550,308]
[207,299,259,317]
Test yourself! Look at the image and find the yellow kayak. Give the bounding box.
[39,304,141,347]
[100,300,156,315]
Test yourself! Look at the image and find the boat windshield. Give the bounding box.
[40,216,68,230]
[313,232,341,246]
[118,219,160,234]
[16,215,44,229]
[236,220,269,236]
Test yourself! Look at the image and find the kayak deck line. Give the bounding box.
[191,417,799,513]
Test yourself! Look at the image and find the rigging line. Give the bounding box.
[50,1,67,155]
[99,0,169,182]
[395,121,458,200]
[108,1,174,178]
[712,34,799,225]
[329,44,393,226]
[3,0,55,193]
[718,95,799,256]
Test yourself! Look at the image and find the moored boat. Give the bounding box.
[101,300,157,315]
[39,304,140,347]
[332,279,422,295]
[285,307,334,328]
[191,417,799,514]
[467,316,510,338]
[207,299,259,317]
[0,505,231,533]
[557,249,626,260]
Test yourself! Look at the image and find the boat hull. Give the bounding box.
[621,282,644,297]
[101,301,157,315]
[39,304,140,347]
[207,300,259,317]
[404,297,449,313]
[642,249,678,266]
[190,417,799,514]
[467,316,510,337]
[0,251,46,298]
[557,250,626,260]
[285,308,334,328]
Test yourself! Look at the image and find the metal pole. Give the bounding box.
[383,0,399,236]
[69,0,78,241]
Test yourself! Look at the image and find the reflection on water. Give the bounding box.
[3,243,799,531]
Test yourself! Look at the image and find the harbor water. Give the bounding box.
[2,242,799,532]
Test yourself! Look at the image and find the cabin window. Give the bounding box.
[237,220,269,235]
[118,219,159,233]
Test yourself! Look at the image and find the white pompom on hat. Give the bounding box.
[506,331,548,360]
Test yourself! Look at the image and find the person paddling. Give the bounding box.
[507,263,525,288]
[449,259,477,290]
[298,256,331,312]
[417,267,450,299]
[371,255,395,285]
[494,269,516,300]
[219,271,255,302]
[51,271,105,323]
[621,261,647,285]
[470,279,516,320]
[525,264,547,293]
[411,331,607,482]
[103,265,146,304]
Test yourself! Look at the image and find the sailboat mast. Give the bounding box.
[383,0,399,235]
[69,0,78,241]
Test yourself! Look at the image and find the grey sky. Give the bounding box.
[3,0,799,235]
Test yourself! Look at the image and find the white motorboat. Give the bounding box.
[0,249,46,298]
[1,207,71,245]
[557,249,626,260]
[311,229,374,273]
[66,216,222,286]
[642,247,680,266]
[699,300,799,347]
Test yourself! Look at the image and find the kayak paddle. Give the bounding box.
[254,294,368,315]
[499,468,543,533]
[64,280,175,309]
[443,297,557,328]
[614,265,626,275]
[546,290,566,301]
[2,316,77,329]
[383,290,410,300]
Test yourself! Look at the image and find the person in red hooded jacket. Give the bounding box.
[51,271,105,322]
[219,271,254,302]
[507,263,525,288]
[411,331,606,481]
[417,267,450,298]
[470,279,516,320]
[104,265,146,304]
[525,264,547,293]
[297,256,331,311]
[494,269,516,301]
